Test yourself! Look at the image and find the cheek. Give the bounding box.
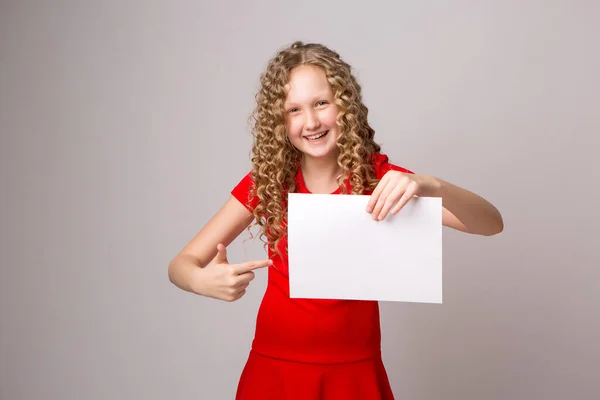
[325,104,339,121]
[289,118,302,133]
[286,119,300,141]
[325,108,339,129]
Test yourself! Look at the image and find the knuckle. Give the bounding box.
[227,277,237,287]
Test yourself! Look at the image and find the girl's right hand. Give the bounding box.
[194,244,272,302]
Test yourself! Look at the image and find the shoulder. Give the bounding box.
[371,153,414,179]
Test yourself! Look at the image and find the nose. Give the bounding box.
[304,109,321,131]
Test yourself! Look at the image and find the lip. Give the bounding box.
[303,130,329,139]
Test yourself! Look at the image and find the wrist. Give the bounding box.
[419,175,443,197]
[190,266,208,296]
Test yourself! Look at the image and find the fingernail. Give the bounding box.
[366,206,372,212]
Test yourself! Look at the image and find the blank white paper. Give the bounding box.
[287,193,442,303]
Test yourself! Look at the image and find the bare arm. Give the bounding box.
[436,178,503,236]
[168,195,254,294]
[367,172,503,236]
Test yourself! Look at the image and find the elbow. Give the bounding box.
[167,259,177,284]
[483,215,504,236]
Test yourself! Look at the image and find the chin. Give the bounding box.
[299,144,337,159]
[308,149,337,159]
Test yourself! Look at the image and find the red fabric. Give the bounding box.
[236,350,395,400]
[231,153,413,398]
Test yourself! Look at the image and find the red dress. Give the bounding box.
[231,153,413,400]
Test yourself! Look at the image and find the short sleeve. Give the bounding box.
[231,171,259,212]
[385,163,414,175]
[372,153,414,178]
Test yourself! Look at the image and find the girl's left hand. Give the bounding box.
[366,171,439,221]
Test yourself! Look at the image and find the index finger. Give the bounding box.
[366,176,389,212]
[232,259,273,274]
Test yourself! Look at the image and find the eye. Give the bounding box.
[288,107,299,113]
[316,100,328,106]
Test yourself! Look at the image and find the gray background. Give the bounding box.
[1,0,598,399]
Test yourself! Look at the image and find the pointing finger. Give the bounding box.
[233,259,272,274]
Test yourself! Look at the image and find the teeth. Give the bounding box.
[305,131,328,140]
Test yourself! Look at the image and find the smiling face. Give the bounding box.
[283,65,341,162]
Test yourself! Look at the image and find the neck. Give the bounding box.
[300,153,342,183]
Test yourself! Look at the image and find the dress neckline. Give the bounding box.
[296,167,343,195]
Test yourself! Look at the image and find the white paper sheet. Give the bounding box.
[287,193,442,303]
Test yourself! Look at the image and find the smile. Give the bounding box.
[304,130,329,141]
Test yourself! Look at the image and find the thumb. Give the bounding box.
[214,243,228,265]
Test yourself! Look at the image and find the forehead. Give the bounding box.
[284,65,332,104]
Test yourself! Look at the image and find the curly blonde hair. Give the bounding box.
[248,41,382,257]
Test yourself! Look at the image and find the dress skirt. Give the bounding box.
[235,350,395,400]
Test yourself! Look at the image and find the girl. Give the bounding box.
[168,41,503,399]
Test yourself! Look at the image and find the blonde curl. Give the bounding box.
[247,41,382,258]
